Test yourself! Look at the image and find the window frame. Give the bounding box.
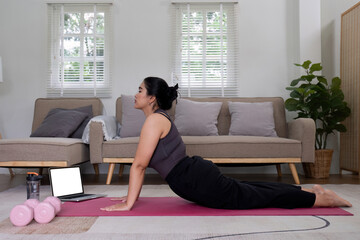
[172,2,238,97]
[47,3,112,97]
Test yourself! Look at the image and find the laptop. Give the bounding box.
[49,166,106,202]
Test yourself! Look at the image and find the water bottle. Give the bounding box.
[26,172,42,200]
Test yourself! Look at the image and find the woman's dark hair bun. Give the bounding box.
[167,83,179,102]
[143,77,179,110]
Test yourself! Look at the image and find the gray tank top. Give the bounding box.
[148,109,186,179]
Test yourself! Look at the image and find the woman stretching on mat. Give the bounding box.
[101,77,352,211]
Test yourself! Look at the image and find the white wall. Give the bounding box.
[237,0,301,99]
[299,0,322,63]
[0,0,356,175]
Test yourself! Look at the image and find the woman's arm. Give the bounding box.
[101,114,167,211]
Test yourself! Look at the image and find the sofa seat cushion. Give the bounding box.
[102,136,301,159]
[0,138,89,166]
[183,136,301,158]
[103,137,140,158]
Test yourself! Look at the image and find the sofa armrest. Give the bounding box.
[288,118,315,163]
[89,121,104,164]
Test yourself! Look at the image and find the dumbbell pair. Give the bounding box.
[10,196,61,227]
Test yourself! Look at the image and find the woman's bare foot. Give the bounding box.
[312,184,325,194]
[313,185,352,208]
[302,184,325,194]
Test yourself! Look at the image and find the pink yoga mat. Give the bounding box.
[57,197,353,217]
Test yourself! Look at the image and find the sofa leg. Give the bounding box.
[8,168,15,177]
[93,164,99,175]
[276,164,282,177]
[288,163,300,184]
[106,163,116,185]
[119,164,125,177]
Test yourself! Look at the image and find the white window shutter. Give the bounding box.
[172,3,238,97]
[47,3,112,98]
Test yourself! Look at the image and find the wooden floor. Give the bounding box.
[1,173,359,193]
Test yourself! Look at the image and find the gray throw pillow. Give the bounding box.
[119,95,146,138]
[30,108,88,138]
[70,105,93,138]
[228,102,278,137]
[174,99,222,136]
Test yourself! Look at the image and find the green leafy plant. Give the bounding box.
[285,60,351,150]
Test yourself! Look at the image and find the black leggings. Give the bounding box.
[165,156,316,209]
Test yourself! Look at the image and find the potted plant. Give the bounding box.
[285,60,351,178]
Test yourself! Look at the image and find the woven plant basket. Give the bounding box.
[302,149,333,178]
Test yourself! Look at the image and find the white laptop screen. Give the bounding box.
[50,167,84,197]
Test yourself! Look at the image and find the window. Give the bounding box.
[47,3,112,97]
[172,2,238,97]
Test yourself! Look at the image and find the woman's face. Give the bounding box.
[134,81,152,109]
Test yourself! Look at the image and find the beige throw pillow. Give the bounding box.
[228,101,278,137]
[119,95,146,138]
[174,99,222,136]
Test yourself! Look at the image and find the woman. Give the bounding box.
[101,77,352,211]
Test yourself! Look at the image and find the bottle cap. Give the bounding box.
[26,172,43,181]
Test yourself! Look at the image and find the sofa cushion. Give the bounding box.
[0,138,89,166]
[119,95,146,138]
[174,99,222,136]
[117,97,288,137]
[32,98,103,133]
[101,136,301,159]
[70,105,93,138]
[166,97,287,137]
[30,108,88,138]
[183,136,301,158]
[103,137,140,158]
[228,102,278,137]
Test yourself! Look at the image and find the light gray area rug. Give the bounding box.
[0,184,358,240]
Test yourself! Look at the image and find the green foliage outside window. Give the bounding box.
[181,10,228,85]
[61,11,105,83]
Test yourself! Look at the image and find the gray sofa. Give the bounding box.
[0,98,102,174]
[90,97,315,184]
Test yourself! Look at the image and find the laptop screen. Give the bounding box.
[49,167,84,197]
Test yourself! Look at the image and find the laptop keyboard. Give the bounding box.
[61,194,93,199]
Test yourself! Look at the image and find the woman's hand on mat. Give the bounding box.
[110,196,127,202]
[110,196,140,202]
[100,202,131,211]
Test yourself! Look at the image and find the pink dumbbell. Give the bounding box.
[10,204,34,227]
[10,199,40,227]
[34,197,62,224]
[43,196,61,214]
[10,197,61,226]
